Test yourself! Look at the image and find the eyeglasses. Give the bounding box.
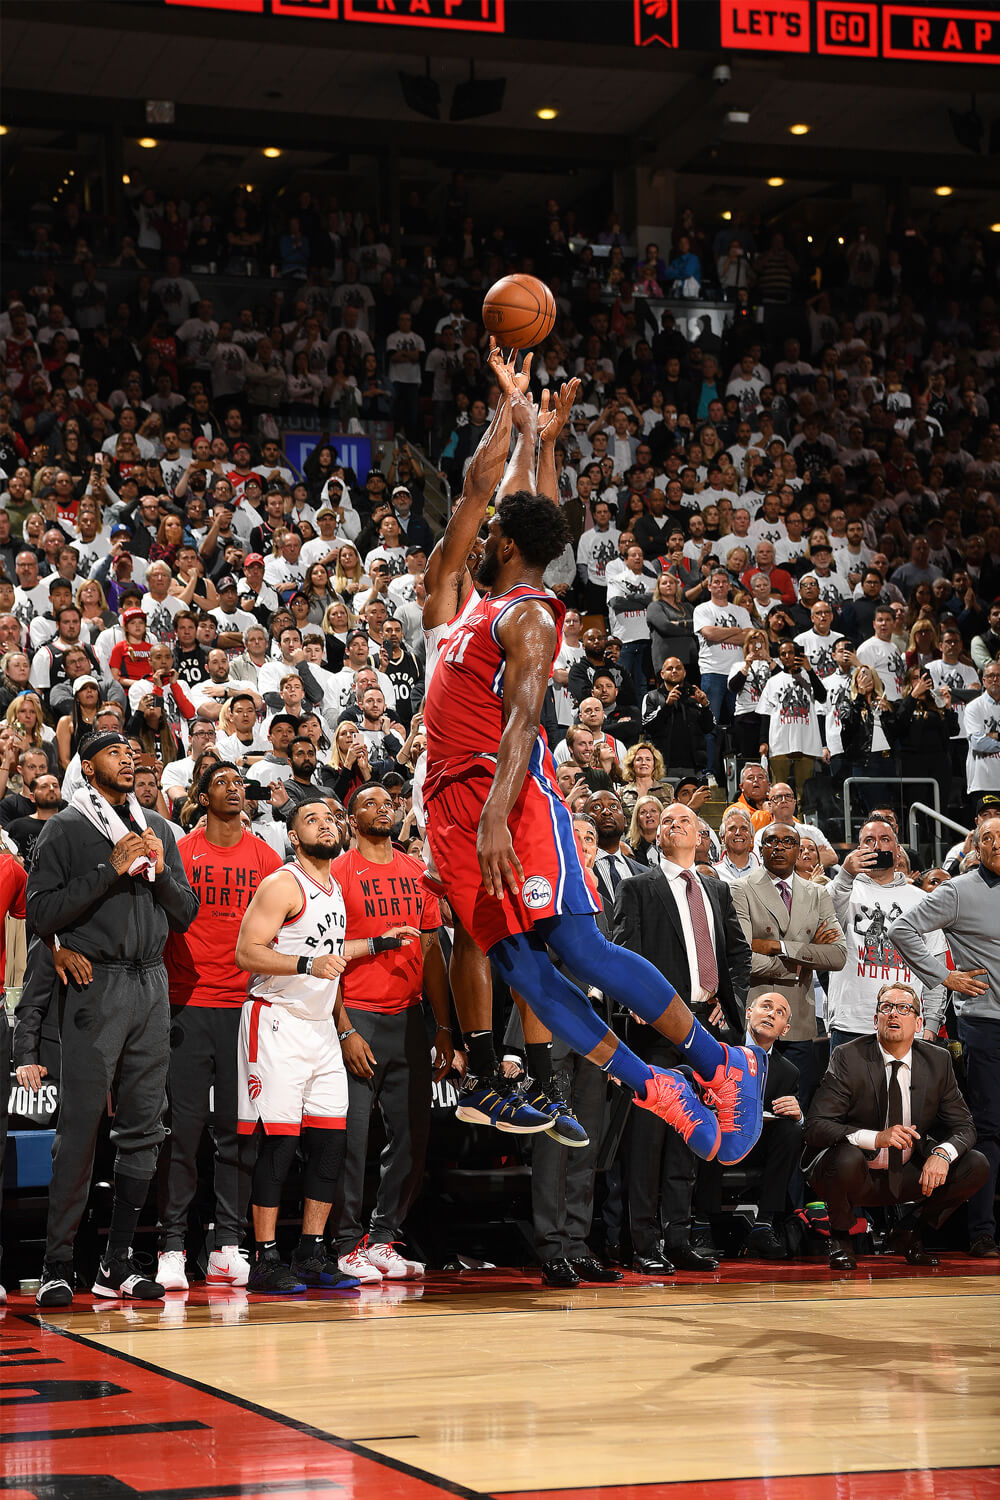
[876,1003,919,1016]
[762,835,798,846]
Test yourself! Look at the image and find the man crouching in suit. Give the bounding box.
[733,992,805,1260]
[804,982,988,1271]
[614,802,750,1274]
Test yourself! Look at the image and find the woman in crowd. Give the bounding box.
[0,652,32,716]
[287,592,313,637]
[5,692,58,773]
[297,710,330,762]
[619,741,669,818]
[55,674,104,771]
[303,562,338,625]
[126,692,181,768]
[646,569,696,675]
[149,512,185,569]
[625,794,665,868]
[321,600,352,672]
[76,579,117,640]
[321,719,372,804]
[795,835,830,885]
[333,543,369,604]
[905,617,940,672]
[728,628,776,767]
[839,664,898,806]
[895,666,959,813]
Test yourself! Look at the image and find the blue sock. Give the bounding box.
[491,931,653,1095]
[680,1018,727,1080]
[539,913,728,1078]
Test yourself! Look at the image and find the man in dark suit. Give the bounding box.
[614,801,751,1273]
[586,789,645,909]
[804,981,988,1271]
[738,991,803,1259]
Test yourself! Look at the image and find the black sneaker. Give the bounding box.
[289,1249,362,1291]
[92,1251,165,1300]
[36,1262,75,1308]
[522,1080,590,1147]
[247,1247,307,1295]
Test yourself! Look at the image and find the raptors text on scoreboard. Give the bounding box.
[165,0,505,30]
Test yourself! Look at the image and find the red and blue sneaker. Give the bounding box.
[633,1068,722,1161]
[694,1044,767,1165]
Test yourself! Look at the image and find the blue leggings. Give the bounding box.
[491,914,725,1094]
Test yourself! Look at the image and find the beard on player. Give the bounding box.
[296,832,342,860]
[476,538,501,588]
[355,806,393,841]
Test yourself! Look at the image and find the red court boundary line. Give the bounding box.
[11,1312,493,1500]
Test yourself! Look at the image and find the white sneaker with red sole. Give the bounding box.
[206,1247,250,1288]
[366,1242,425,1280]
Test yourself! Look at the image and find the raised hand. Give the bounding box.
[487,337,533,399]
[537,377,582,443]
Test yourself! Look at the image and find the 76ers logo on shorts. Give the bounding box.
[247,1074,262,1101]
[521,875,553,910]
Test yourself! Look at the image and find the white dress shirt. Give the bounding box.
[660,858,718,1004]
[846,1043,957,1168]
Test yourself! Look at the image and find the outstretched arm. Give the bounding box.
[477,598,559,899]
[427,343,526,590]
[496,393,540,505]
[536,377,581,503]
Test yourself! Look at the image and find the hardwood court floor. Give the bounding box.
[3,1260,1000,1500]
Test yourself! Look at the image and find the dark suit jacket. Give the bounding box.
[757,1045,799,1111]
[593,851,645,913]
[803,1034,976,1176]
[612,865,750,1038]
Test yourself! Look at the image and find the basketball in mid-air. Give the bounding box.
[482,273,556,349]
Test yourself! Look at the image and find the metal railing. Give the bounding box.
[843,776,945,860]
[908,802,969,869]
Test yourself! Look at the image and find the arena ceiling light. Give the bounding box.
[262,147,282,158]
[721,210,732,220]
[122,173,131,185]
[934,185,953,196]
[536,107,558,121]
[789,123,810,135]
[766,176,785,187]
[399,69,441,121]
[991,223,1000,233]
[138,137,158,149]
[0,126,7,136]
[725,109,751,125]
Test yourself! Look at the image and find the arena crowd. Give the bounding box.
[0,179,998,1300]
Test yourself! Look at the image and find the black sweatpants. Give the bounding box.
[46,960,170,1263]
[331,1005,431,1255]
[159,1005,248,1251]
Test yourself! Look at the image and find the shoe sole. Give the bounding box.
[455,1105,550,1133]
[545,1124,591,1148]
[247,1283,307,1295]
[91,1281,165,1300]
[370,1268,424,1280]
[36,1291,73,1307]
[205,1273,249,1286]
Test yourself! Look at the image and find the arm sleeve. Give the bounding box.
[151,819,200,932]
[26,819,121,937]
[888,883,959,988]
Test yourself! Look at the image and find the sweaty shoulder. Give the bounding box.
[495,595,560,638]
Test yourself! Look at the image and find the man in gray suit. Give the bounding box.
[730,824,846,1112]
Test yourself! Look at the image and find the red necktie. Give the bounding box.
[681,869,719,994]
[778,879,792,912]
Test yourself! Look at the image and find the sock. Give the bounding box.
[526,1041,553,1085]
[296,1233,325,1260]
[600,1042,654,1096]
[680,1018,727,1081]
[465,1030,497,1079]
[256,1238,277,1259]
[107,1172,150,1257]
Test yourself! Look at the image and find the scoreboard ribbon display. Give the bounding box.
[636,0,1000,63]
[165,0,505,31]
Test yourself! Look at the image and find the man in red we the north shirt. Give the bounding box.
[160,762,281,1290]
[330,783,453,1284]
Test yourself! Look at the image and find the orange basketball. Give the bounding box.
[482,273,556,349]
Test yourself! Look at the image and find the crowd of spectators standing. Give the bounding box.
[0,177,999,1293]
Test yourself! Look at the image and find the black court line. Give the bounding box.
[18,1314,495,1500]
[2,1419,209,1443]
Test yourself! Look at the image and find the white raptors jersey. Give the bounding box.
[249,863,347,1021]
[423,583,480,692]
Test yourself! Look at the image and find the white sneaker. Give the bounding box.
[157,1250,189,1291]
[0,1282,6,1304]
[706,773,719,788]
[366,1242,425,1280]
[338,1238,383,1284]
[206,1246,250,1288]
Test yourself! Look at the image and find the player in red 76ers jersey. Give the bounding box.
[423,392,768,1167]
